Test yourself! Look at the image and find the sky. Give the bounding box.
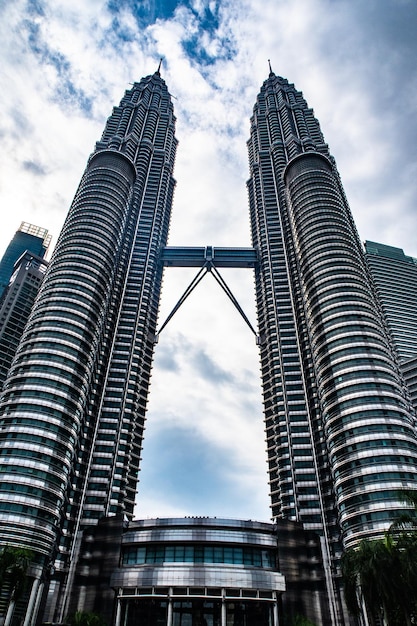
[1,0,417,523]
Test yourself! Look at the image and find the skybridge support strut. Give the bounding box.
[155,246,259,343]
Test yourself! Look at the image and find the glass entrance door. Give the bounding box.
[226,601,273,626]
[172,599,221,626]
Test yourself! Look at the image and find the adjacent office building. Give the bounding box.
[1,69,417,626]
[0,223,50,302]
[0,252,48,389]
[0,223,50,390]
[364,241,417,362]
[365,241,417,409]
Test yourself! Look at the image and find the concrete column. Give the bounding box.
[359,591,370,626]
[123,600,129,626]
[23,578,41,626]
[221,591,226,626]
[273,595,280,626]
[31,582,45,626]
[114,597,122,626]
[167,591,173,626]
[4,600,15,626]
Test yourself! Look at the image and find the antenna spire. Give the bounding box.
[268,59,273,76]
[156,58,163,76]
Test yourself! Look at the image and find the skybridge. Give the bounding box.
[157,246,259,342]
[161,245,258,268]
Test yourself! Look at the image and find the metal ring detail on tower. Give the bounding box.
[284,152,417,545]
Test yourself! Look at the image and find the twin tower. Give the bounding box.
[0,69,417,626]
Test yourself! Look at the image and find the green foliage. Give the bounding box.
[291,615,318,626]
[0,546,33,602]
[341,490,417,626]
[65,611,107,626]
[391,489,417,531]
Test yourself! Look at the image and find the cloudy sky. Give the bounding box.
[1,0,417,522]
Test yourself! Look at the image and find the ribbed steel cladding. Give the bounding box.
[284,154,417,544]
[75,78,177,532]
[0,153,135,562]
[248,146,321,524]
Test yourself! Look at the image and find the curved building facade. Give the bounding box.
[0,70,177,622]
[247,71,417,623]
[283,153,417,544]
[97,517,285,626]
[73,516,334,626]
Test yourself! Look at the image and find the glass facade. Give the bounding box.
[0,252,48,390]
[365,240,417,362]
[0,222,50,301]
[121,598,273,626]
[365,241,417,416]
[247,72,417,624]
[123,544,275,567]
[111,518,283,626]
[0,71,177,621]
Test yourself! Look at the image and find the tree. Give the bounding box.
[0,546,33,603]
[387,527,417,625]
[341,490,417,625]
[390,488,417,531]
[291,616,318,626]
[341,533,417,626]
[0,546,33,626]
[341,538,390,626]
[65,611,107,626]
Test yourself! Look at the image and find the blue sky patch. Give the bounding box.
[25,0,45,18]
[182,5,236,67]
[138,424,238,513]
[107,0,183,27]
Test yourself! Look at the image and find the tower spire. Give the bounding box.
[156,58,163,76]
[268,59,273,76]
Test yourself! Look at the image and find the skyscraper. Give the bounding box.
[1,68,417,626]
[0,222,50,301]
[0,251,48,389]
[365,240,417,414]
[364,240,417,362]
[247,69,417,620]
[0,69,177,621]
